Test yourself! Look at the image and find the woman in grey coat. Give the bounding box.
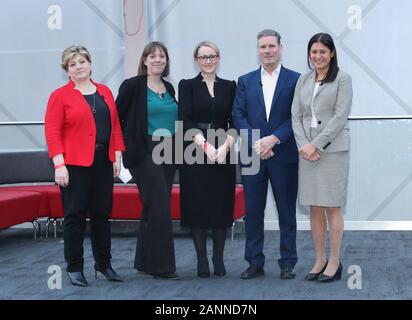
[291,33,353,282]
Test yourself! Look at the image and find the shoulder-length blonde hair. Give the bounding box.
[193,41,220,60]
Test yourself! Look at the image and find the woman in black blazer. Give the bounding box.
[179,41,237,277]
[116,42,179,280]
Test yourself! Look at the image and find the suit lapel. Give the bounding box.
[307,70,330,99]
[314,80,330,98]
[254,68,265,112]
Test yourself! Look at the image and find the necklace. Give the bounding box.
[148,80,166,100]
[157,91,165,100]
[88,93,96,114]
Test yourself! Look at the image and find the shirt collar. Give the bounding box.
[261,64,282,77]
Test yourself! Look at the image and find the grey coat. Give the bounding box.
[291,70,353,153]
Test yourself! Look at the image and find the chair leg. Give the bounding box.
[31,221,37,240]
[36,219,42,239]
[45,219,50,238]
[32,219,40,240]
[53,219,57,238]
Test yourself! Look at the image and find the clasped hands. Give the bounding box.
[300,143,321,161]
[194,134,230,163]
[253,135,278,160]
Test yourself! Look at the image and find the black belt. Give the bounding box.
[196,122,226,130]
[95,143,108,151]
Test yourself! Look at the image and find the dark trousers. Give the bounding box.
[61,147,113,272]
[242,159,298,269]
[128,137,176,274]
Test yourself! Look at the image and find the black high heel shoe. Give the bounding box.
[318,262,343,283]
[304,260,328,281]
[212,257,226,277]
[95,267,123,282]
[67,271,88,287]
[197,258,210,278]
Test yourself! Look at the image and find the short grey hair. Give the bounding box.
[257,29,281,45]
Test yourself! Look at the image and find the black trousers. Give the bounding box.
[129,137,176,274]
[60,147,113,272]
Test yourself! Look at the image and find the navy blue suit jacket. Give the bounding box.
[232,66,300,164]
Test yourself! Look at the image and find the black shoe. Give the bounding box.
[95,267,123,282]
[304,261,328,281]
[197,258,210,278]
[318,262,343,283]
[67,271,88,287]
[212,257,226,277]
[151,272,180,280]
[280,266,296,279]
[240,266,264,279]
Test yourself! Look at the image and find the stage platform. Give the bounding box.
[1,226,411,300]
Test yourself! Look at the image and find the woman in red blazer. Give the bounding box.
[45,46,125,287]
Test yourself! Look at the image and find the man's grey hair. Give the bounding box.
[257,29,281,45]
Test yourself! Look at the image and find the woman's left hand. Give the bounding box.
[113,151,122,177]
[300,143,319,161]
[215,144,229,163]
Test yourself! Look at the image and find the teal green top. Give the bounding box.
[147,88,178,136]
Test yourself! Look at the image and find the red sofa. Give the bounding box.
[0,151,245,239]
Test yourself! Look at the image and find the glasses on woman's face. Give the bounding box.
[197,54,219,63]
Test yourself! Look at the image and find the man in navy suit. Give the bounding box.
[232,29,300,280]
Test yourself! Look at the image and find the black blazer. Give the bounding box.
[178,73,236,133]
[116,75,177,168]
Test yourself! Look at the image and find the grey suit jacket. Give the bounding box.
[291,69,353,152]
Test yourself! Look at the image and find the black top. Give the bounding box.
[115,75,177,168]
[179,73,236,133]
[84,92,111,144]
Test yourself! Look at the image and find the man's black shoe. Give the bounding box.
[280,266,296,279]
[240,266,264,279]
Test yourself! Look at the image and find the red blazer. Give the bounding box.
[45,79,126,166]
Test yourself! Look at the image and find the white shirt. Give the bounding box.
[261,64,281,120]
[310,82,321,128]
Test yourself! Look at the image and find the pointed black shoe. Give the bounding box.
[197,257,210,278]
[67,271,88,287]
[95,267,123,282]
[305,261,328,281]
[151,272,180,280]
[318,262,343,283]
[212,257,226,277]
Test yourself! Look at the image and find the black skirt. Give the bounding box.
[180,143,236,229]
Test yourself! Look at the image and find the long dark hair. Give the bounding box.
[307,33,339,83]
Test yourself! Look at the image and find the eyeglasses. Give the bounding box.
[197,54,219,62]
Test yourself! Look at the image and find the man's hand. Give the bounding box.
[260,150,275,160]
[254,135,279,159]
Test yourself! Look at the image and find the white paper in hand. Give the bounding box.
[118,158,132,183]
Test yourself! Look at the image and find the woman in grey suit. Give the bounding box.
[291,33,353,282]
